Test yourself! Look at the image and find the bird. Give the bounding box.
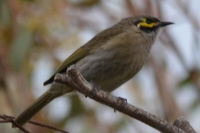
[15,16,173,126]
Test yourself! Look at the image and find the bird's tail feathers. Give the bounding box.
[14,90,58,126]
[15,83,72,126]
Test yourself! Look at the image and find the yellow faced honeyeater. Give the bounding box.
[15,16,173,126]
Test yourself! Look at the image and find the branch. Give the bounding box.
[174,118,197,133]
[54,66,197,133]
[0,115,30,133]
[0,114,69,133]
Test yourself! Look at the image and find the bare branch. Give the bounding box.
[28,120,69,133]
[0,115,31,133]
[54,66,197,133]
[174,118,197,133]
[0,114,69,133]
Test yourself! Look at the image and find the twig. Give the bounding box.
[0,114,69,133]
[0,115,30,133]
[54,66,197,133]
[0,120,12,123]
[28,120,69,133]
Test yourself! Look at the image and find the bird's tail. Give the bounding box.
[15,83,72,126]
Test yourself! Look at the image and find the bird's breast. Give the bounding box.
[76,43,150,92]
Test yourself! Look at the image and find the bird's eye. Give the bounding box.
[146,19,152,24]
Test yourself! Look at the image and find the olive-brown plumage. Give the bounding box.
[15,16,173,126]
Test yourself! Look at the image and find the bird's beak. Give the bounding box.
[158,21,174,27]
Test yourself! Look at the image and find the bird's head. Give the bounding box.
[133,16,173,33]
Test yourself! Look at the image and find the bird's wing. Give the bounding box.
[43,23,124,85]
[43,47,89,85]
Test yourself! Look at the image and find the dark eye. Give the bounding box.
[146,19,152,24]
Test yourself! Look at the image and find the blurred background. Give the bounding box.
[0,0,200,133]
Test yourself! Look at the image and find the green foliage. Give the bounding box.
[0,0,11,26]
[70,0,101,7]
[20,0,35,2]
[10,27,34,71]
[69,95,88,117]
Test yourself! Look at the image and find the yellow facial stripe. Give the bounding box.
[138,22,157,28]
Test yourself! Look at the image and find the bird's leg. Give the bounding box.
[114,97,127,112]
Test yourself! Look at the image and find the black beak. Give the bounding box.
[158,21,174,27]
